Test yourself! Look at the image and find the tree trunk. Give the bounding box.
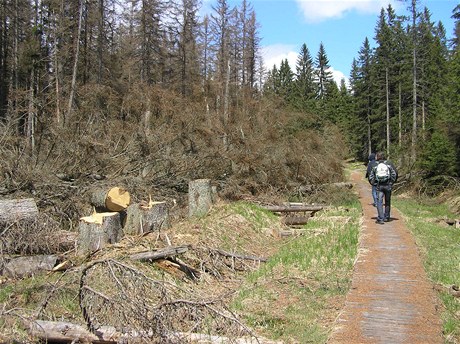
[27,67,36,154]
[78,212,122,254]
[124,200,169,235]
[188,179,213,217]
[67,0,84,122]
[0,198,39,223]
[411,0,418,163]
[398,79,402,148]
[385,67,390,158]
[90,187,131,212]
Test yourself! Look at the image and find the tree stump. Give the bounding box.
[77,212,122,254]
[124,199,169,235]
[188,179,213,217]
[0,198,39,224]
[90,187,130,212]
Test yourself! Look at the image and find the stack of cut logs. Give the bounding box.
[79,187,169,254]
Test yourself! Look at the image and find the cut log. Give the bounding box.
[263,205,323,213]
[90,187,130,212]
[0,198,39,223]
[129,245,189,261]
[25,320,283,344]
[26,320,118,343]
[77,211,122,254]
[188,179,213,217]
[124,197,169,235]
[3,255,58,278]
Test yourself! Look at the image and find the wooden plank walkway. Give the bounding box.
[328,171,443,343]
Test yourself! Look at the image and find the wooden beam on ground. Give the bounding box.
[283,216,310,226]
[263,205,323,213]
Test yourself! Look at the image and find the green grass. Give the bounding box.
[233,202,361,343]
[394,198,460,343]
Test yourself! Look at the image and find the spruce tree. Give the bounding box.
[293,43,314,110]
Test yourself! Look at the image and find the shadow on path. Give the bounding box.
[328,171,442,343]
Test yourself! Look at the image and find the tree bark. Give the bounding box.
[0,198,39,223]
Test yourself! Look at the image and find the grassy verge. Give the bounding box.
[394,198,460,343]
[233,199,361,343]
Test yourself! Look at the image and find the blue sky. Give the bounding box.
[224,0,457,84]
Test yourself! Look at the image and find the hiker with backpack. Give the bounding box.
[365,153,378,207]
[368,152,398,224]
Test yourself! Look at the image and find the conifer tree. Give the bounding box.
[314,42,333,100]
[293,43,314,109]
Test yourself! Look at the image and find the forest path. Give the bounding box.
[328,170,443,343]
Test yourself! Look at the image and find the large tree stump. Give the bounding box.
[124,198,169,235]
[188,179,213,217]
[77,212,122,254]
[0,198,39,224]
[90,187,130,212]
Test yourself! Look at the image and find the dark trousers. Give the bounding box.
[376,184,392,221]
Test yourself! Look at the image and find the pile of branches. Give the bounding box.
[79,259,259,343]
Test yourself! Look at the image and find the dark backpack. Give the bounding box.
[374,161,390,183]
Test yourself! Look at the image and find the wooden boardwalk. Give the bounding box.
[328,171,443,343]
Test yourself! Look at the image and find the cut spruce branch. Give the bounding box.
[0,198,39,223]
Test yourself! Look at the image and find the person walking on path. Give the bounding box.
[368,152,398,224]
[365,153,378,207]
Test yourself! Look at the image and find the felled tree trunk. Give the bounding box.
[90,187,130,212]
[188,179,213,217]
[0,198,39,224]
[78,212,122,254]
[124,199,169,235]
[3,255,58,278]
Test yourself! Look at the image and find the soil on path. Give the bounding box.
[328,171,443,343]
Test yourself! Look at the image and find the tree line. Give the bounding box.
[0,0,262,143]
[0,0,459,191]
[267,2,460,181]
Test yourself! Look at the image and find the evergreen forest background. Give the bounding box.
[0,0,459,217]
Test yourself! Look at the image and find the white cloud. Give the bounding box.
[262,44,298,71]
[295,0,399,23]
[262,44,349,86]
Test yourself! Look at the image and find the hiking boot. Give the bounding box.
[375,219,384,225]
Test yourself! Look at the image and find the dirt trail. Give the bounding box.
[328,171,443,343]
